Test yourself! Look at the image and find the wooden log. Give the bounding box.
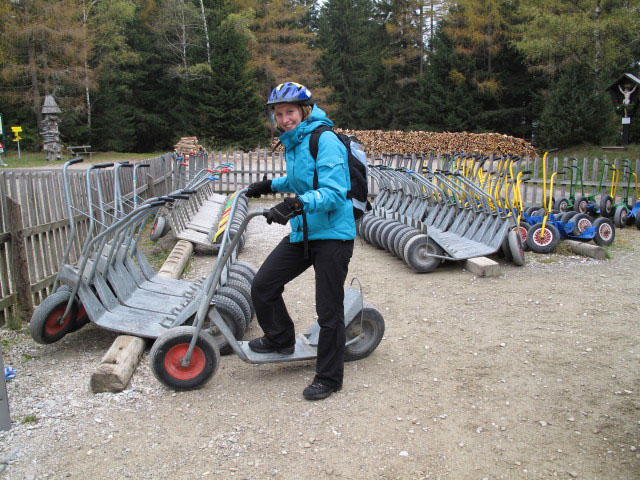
[157,240,194,279]
[5,195,33,316]
[90,336,146,393]
[563,240,607,260]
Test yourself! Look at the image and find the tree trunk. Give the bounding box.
[198,0,211,66]
[83,0,92,139]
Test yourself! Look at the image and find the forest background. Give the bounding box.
[0,0,639,154]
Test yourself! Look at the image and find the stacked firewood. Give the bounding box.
[174,136,206,155]
[272,130,537,157]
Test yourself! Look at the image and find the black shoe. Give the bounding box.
[303,382,342,401]
[248,336,295,355]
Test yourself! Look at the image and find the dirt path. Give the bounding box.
[1,201,639,479]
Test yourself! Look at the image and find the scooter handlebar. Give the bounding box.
[67,157,83,165]
[137,163,150,168]
[169,194,190,200]
[118,162,134,168]
[94,163,114,169]
[180,189,197,195]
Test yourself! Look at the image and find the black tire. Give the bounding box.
[216,286,251,328]
[526,222,560,254]
[384,223,407,254]
[150,215,167,241]
[367,219,388,248]
[525,206,539,216]
[225,276,254,321]
[554,197,570,212]
[599,194,614,218]
[570,213,593,236]
[403,235,444,273]
[392,226,414,257]
[29,290,78,344]
[573,195,589,214]
[206,295,247,355]
[614,206,628,228]
[398,229,422,262]
[508,228,526,266]
[533,208,545,216]
[233,261,257,277]
[592,217,615,246]
[150,326,220,391]
[562,211,578,223]
[229,265,254,284]
[500,233,513,260]
[378,221,400,252]
[344,308,385,362]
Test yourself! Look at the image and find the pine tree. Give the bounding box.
[536,64,615,148]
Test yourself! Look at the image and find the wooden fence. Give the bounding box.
[1,150,638,323]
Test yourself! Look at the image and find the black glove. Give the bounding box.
[266,196,304,225]
[246,175,272,198]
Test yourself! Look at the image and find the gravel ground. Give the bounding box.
[1,200,639,479]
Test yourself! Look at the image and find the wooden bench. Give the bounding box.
[68,145,94,159]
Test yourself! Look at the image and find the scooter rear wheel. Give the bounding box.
[592,217,615,246]
[344,308,385,362]
[150,326,220,391]
[508,227,526,266]
[403,235,443,273]
[614,206,628,228]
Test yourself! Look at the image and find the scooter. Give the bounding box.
[149,190,386,391]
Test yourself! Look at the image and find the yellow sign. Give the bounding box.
[11,126,22,133]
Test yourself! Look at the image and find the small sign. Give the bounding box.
[0,142,4,153]
[11,126,22,133]
[622,117,631,124]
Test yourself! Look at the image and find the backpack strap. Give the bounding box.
[309,125,333,190]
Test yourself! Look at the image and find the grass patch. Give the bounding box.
[21,353,35,362]
[137,215,177,271]
[21,415,38,424]
[1,337,19,349]
[5,306,29,331]
[0,151,166,169]
[537,256,558,264]
[554,242,575,256]
[554,143,640,160]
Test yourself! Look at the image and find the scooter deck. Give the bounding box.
[236,336,318,364]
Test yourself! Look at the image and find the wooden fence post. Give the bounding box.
[146,172,156,199]
[5,195,33,317]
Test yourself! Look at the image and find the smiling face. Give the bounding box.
[274,103,304,132]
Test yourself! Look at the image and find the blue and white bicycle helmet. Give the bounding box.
[266,82,313,106]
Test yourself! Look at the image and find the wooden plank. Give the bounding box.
[5,195,33,315]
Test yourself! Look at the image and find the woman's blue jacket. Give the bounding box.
[270,105,356,242]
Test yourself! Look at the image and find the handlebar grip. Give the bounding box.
[170,194,189,200]
[138,163,150,168]
[181,189,197,194]
[67,157,84,165]
[150,201,166,207]
[94,163,114,169]
[521,170,532,175]
[158,196,176,203]
[119,163,134,168]
[547,148,559,153]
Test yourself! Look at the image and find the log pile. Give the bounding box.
[273,130,537,157]
[174,136,206,155]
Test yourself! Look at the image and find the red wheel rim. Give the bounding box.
[533,228,553,246]
[164,344,206,381]
[599,223,613,241]
[151,220,158,235]
[77,304,87,322]
[44,305,74,336]
[577,218,591,233]
[518,226,528,243]
[578,202,588,213]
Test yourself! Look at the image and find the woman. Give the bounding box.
[245,81,355,401]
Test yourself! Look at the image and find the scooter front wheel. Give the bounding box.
[344,308,385,362]
[29,290,78,344]
[150,326,220,391]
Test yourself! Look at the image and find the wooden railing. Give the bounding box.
[1,150,638,324]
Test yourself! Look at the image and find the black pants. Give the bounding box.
[251,237,354,388]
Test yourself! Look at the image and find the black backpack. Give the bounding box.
[309,126,371,220]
